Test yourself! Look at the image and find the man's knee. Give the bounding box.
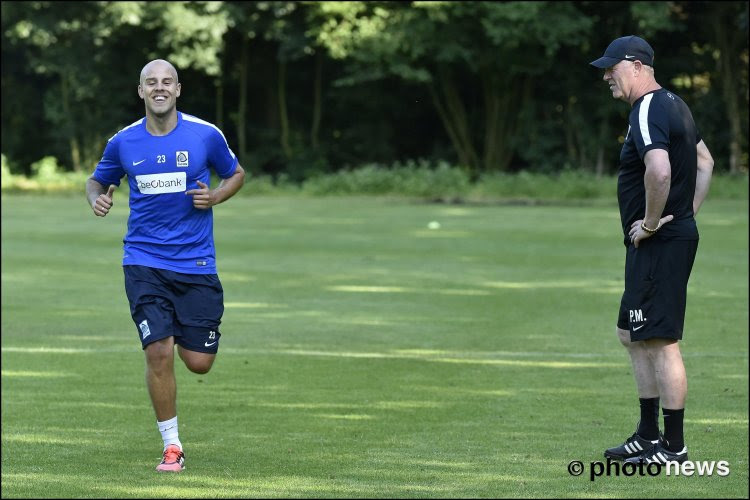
[616,327,632,348]
[145,338,174,362]
[177,347,215,374]
[185,360,213,374]
[643,337,679,360]
[144,338,175,377]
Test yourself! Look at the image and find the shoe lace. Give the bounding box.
[162,446,183,463]
[643,442,662,459]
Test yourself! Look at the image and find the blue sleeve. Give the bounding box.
[631,98,669,161]
[92,135,126,186]
[207,128,238,179]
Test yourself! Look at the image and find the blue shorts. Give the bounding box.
[123,265,224,353]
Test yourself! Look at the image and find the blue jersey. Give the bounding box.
[92,112,238,274]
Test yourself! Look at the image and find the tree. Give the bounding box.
[704,1,748,172]
[312,1,593,173]
[4,2,107,171]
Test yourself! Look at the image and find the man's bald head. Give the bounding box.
[139,59,179,85]
[137,59,181,123]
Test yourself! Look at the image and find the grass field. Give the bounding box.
[2,194,748,498]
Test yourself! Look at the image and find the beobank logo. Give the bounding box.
[135,172,186,194]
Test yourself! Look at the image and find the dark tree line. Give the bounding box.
[2,1,747,179]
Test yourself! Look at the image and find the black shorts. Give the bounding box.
[124,265,224,353]
[617,238,698,341]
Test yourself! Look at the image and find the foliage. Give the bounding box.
[240,172,300,196]
[707,173,750,200]
[301,160,470,199]
[146,1,231,76]
[6,159,745,205]
[471,170,617,202]
[1,156,89,193]
[1,1,748,178]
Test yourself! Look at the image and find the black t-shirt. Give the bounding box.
[617,88,700,245]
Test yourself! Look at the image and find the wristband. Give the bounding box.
[640,221,659,234]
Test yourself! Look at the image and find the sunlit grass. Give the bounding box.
[1,371,75,378]
[2,195,747,498]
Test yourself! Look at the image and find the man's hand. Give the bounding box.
[92,185,116,217]
[185,180,214,210]
[629,214,673,248]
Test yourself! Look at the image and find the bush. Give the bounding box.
[709,173,749,200]
[471,170,616,201]
[2,154,747,201]
[240,173,299,196]
[301,159,470,200]
[1,154,13,189]
[2,156,89,193]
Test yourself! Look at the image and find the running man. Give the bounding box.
[86,59,245,472]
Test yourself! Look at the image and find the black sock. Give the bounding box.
[636,397,660,440]
[663,408,685,452]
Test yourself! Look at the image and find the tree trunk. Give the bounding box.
[215,77,224,131]
[565,97,578,168]
[482,74,501,171]
[482,74,528,172]
[278,60,292,159]
[428,65,480,172]
[595,146,605,177]
[237,36,249,162]
[714,10,742,173]
[428,82,469,169]
[60,72,81,171]
[596,119,612,176]
[310,51,322,151]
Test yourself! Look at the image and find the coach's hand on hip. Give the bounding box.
[629,214,674,248]
[186,180,214,210]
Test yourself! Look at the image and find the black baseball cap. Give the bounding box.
[590,35,654,68]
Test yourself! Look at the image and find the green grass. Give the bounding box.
[1,194,747,498]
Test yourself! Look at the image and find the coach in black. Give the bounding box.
[590,36,714,464]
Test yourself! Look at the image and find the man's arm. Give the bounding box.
[186,164,246,210]
[86,176,116,217]
[642,148,671,230]
[693,140,714,216]
[629,149,673,248]
[212,163,246,205]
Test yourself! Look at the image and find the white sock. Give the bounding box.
[157,416,182,451]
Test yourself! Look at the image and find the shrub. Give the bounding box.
[3,156,89,193]
[1,154,14,189]
[301,159,470,200]
[471,170,617,201]
[241,173,299,196]
[2,154,747,201]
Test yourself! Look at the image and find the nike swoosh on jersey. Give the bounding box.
[133,159,146,166]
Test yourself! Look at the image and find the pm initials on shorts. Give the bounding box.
[629,309,645,323]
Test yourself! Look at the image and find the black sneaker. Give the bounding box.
[604,432,660,460]
[624,438,688,464]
